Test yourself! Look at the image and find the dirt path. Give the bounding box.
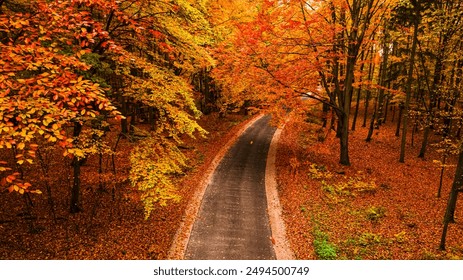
[184,115,279,259]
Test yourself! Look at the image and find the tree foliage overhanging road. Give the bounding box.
[1,0,463,257]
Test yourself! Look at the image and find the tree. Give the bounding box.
[440,143,463,250]
[0,0,120,206]
[391,0,421,163]
[214,0,389,165]
[1,0,213,218]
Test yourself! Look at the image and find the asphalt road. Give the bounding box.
[184,115,277,260]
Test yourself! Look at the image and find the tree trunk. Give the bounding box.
[396,103,403,137]
[437,154,447,198]
[376,36,389,128]
[70,121,83,214]
[351,86,362,131]
[322,103,330,128]
[339,111,350,166]
[440,146,463,250]
[366,90,379,142]
[352,50,366,131]
[383,95,390,123]
[362,49,375,128]
[399,13,419,163]
[418,125,430,158]
[339,54,356,166]
[120,96,128,135]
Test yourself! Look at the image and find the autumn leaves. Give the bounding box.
[0,1,214,216]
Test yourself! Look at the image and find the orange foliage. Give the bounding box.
[277,109,463,259]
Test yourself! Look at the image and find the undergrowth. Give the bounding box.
[313,228,338,260]
[318,174,377,204]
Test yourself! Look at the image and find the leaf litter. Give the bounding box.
[276,111,463,260]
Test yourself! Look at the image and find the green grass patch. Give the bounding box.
[313,229,338,260]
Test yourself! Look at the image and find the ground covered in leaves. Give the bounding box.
[0,113,251,260]
[276,109,463,260]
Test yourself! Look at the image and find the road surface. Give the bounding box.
[184,115,277,260]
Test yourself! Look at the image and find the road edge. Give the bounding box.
[167,114,265,260]
[265,126,295,260]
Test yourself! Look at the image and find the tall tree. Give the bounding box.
[218,0,389,165]
[395,0,421,163]
[440,143,463,250]
[1,0,213,217]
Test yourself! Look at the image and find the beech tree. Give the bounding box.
[1,0,213,217]
[213,0,390,165]
[0,0,120,205]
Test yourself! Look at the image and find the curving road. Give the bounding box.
[184,115,277,260]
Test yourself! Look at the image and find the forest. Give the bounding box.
[1,0,463,259]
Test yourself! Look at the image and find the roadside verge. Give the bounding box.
[265,126,295,260]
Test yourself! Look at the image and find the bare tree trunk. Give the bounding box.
[399,13,419,163]
[322,103,329,128]
[418,126,430,158]
[352,50,366,131]
[362,48,375,128]
[376,37,389,128]
[383,95,390,123]
[339,111,350,165]
[440,146,463,250]
[438,154,447,198]
[351,86,362,131]
[366,90,379,142]
[396,103,403,137]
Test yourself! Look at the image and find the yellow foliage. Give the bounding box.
[129,135,187,219]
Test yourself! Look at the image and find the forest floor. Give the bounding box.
[276,107,463,260]
[0,113,253,260]
[3,104,463,260]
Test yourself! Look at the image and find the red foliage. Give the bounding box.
[276,110,463,259]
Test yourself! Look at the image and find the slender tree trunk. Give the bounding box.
[383,95,390,123]
[322,103,329,128]
[120,96,128,135]
[440,146,463,250]
[70,121,83,214]
[438,154,447,198]
[352,50,366,131]
[130,104,137,129]
[339,111,350,165]
[366,91,379,142]
[418,126,430,158]
[362,49,375,127]
[396,103,403,137]
[351,86,362,131]
[37,149,57,224]
[399,14,419,163]
[376,37,389,128]
[411,121,417,147]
